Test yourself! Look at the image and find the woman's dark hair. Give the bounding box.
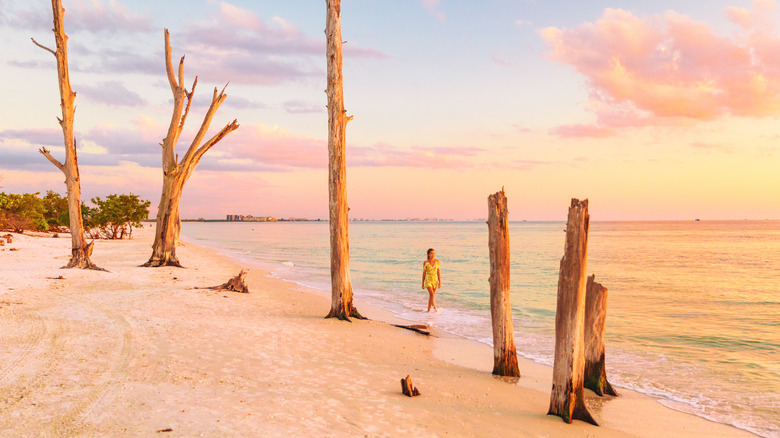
[427,248,435,256]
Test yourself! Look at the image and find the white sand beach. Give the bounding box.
[0,227,755,437]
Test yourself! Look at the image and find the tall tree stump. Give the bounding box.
[584,275,618,396]
[487,188,520,377]
[548,198,597,425]
[324,0,362,321]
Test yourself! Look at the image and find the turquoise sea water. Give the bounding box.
[181,220,780,437]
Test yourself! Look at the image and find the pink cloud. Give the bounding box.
[542,3,780,136]
[220,125,487,171]
[67,0,153,34]
[351,143,482,169]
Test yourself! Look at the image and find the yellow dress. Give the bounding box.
[423,260,440,288]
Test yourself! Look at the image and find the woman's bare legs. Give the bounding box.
[427,287,438,312]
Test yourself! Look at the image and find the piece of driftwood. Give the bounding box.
[393,324,430,336]
[488,188,520,377]
[548,198,597,426]
[207,270,249,293]
[4,234,12,243]
[401,375,420,397]
[584,275,618,396]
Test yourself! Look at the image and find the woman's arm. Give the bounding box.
[437,266,441,287]
[422,262,426,288]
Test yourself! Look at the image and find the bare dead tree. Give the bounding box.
[488,188,520,377]
[143,29,239,267]
[325,0,363,320]
[32,0,101,270]
[548,198,597,425]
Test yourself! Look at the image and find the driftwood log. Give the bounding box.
[401,375,421,397]
[393,324,430,336]
[324,0,363,321]
[584,275,618,396]
[548,198,597,425]
[207,270,249,293]
[487,188,520,377]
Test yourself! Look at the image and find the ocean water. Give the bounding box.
[181,220,780,437]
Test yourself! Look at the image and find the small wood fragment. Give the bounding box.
[401,375,420,397]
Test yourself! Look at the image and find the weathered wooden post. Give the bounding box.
[324,0,363,321]
[584,275,618,396]
[487,188,520,377]
[548,198,597,425]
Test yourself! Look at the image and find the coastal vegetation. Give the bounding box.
[0,191,150,239]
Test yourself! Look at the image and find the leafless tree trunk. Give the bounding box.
[143,29,239,267]
[487,188,519,377]
[584,275,618,396]
[32,0,101,270]
[548,198,597,425]
[325,0,363,321]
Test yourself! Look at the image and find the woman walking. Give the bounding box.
[421,248,441,312]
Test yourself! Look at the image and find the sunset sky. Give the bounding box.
[1,0,779,220]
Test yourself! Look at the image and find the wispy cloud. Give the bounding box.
[176,2,385,85]
[282,100,324,114]
[67,0,153,34]
[418,0,446,22]
[77,80,147,107]
[1,0,152,34]
[2,123,524,173]
[690,141,734,153]
[550,124,615,138]
[7,1,383,86]
[542,2,780,137]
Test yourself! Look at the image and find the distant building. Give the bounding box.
[226,214,277,222]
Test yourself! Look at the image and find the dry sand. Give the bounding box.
[0,227,754,437]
